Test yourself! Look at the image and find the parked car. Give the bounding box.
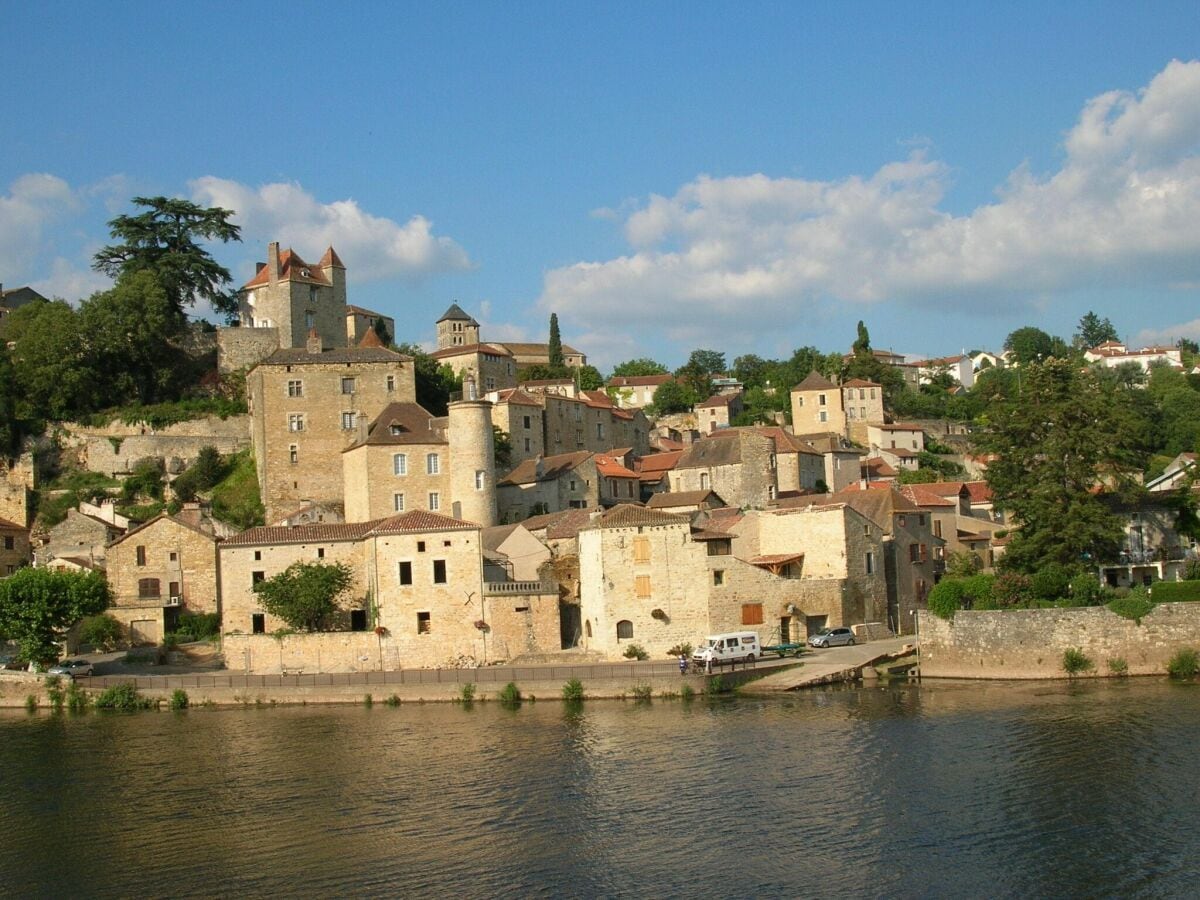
[808,627,856,648]
[47,659,95,678]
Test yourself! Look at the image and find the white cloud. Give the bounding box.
[1134,319,1200,347]
[0,174,80,282]
[189,178,472,282]
[539,59,1200,337]
[31,257,110,302]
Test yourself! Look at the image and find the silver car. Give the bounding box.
[47,659,94,678]
[808,627,856,648]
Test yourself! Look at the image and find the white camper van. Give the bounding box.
[692,632,760,667]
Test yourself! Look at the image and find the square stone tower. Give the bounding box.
[436,303,480,349]
[238,242,348,350]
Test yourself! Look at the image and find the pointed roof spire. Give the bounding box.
[437,302,478,325]
[358,327,384,349]
[319,246,345,269]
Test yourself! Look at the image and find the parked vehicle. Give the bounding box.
[808,627,856,648]
[692,632,760,667]
[47,659,94,678]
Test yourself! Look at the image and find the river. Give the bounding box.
[2,679,1197,898]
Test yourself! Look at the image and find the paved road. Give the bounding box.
[739,636,915,692]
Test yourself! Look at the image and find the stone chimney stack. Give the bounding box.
[357,413,369,443]
[534,454,545,480]
[267,242,280,286]
[306,327,323,355]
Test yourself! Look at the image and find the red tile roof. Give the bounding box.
[223,520,382,547]
[595,455,639,479]
[491,388,543,407]
[900,484,957,507]
[368,510,480,534]
[588,504,688,530]
[863,457,897,477]
[841,378,881,388]
[428,343,513,360]
[242,248,334,289]
[635,451,683,475]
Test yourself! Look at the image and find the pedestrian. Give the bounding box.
[679,653,687,676]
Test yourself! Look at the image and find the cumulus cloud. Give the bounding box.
[189,178,472,282]
[31,257,110,302]
[0,174,80,280]
[539,59,1200,335]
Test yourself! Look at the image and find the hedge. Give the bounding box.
[1150,580,1200,603]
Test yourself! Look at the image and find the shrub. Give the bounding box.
[992,572,1033,608]
[162,632,179,651]
[945,550,982,579]
[95,683,153,710]
[363,694,373,707]
[169,689,189,710]
[927,579,965,619]
[459,683,476,703]
[79,615,123,652]
[705,674,733,695]
[666,643,693,659]
[24,694,36,713]
[622,643,649,661]
[176,612,220,640]
[630,683,652,702]
[1107,657,1129,677]
[1167,648,1200,680]
[562,678,584,702]
[680,684,695,702]
[1062,647,1094,677]
[384,694,401,707]
[1031,564,1075,602]
[961,574,996,608]
[46,675,65,712]
[1108,594,1155,624]
[1149,581,1200,603]
[1068,573,1104,607]
[66,680,90,713]
[498,682,521,706]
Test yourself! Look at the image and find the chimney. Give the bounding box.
[464,372,478,401]
[357,413,369,443]
[255,262,266,275]
[267,242,280,285]
[306,327,323,355]
[534,454,544,480]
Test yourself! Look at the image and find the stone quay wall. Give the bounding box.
[59,416,251,477]
[918,602,1200,678]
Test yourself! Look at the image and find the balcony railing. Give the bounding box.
[1102,546,1197,566]
[484,580,556,596]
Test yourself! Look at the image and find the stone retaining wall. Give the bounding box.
[918,602,1200,678]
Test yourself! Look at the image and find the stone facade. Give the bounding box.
[435,303,481,349]
[247,342,416,522]
[0,455,35,528]
[489,389,649,465]
[345,306,396,346]
[790,373,883,443]
[669,431,777,508]
[490,389,546,463]
[429,343,517,392]
[497,452,599,523]
[237,243,347,351]
[919,603,1200,678]
[607,375,672,409]
[38,509,124,567]
[217,327,282,374]
[0,518,31,575]
[57,415,251,477]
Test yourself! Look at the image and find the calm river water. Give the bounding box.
[2,679,1198,898]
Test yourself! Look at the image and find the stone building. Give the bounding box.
[794,432,866,493]
[489,388,651,466]
[429,341,517,392]
[497,451,599,522]
[0,517,31,576]
[668,430,779,508]
[607,374,673,409]
[341,396,498,527]
[490,388,546,461]
[435,303,481,349]
[695,392,743,433]
[237,243,347,350]
[346,305,396,346]
[219,510,559,671]
[0,285,47,322]
[247,329,416,523]
[790,372,883,443]
[104,506,227,644]
[39,507,127,568]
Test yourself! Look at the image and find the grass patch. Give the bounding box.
[1107,657,1129,677]
[66,680,90,713]
[498,682,521,707]
[363,694,374,707]
[680,684,695,702]
[1148,581,1200,603]
[1167,648,1200,680]
[705,675,733,695]
[33,470,121,528]
[210,449,265,529]
[562,678,584,702]
[1108,595,1155,624]
[1062,647,1094,677]
[630,683,652,703]
[46,675,65,712]
[169,689,189,710]
[384,694,401,707]
[459,683,476,703]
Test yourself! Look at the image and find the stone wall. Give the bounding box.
[58,415,251,477]
[918,603,1200,678]
[218,327,280,373]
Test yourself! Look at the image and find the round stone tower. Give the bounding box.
[448,377,497,527]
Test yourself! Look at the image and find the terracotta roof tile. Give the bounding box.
[647,490,723,508]
[368,510,480,534]
[428,343,512,360]
[242,248,334,289]
[223,520,382,547]
[587,504,688,530]
[595,455,639,479]
[498,451,592,486]
[793,371,838,391]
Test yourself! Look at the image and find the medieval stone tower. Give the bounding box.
[436,303,481,350]
[238,242,348,350]
[448,375,498,527]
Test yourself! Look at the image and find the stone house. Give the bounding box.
[794,432,865,493]
[236,243,348,351]
[489,388,545,462]
[39,507,126,568]
[501,341,587,370]
[246,329,417,523]
[345,305,396,346]
[436,303,481,349]
[595,454,641,506]
[341,398,497,527]
[646,489,726,517]
[220,510,559,671]
[497,451,598,522]
[695,392,743,432]
[482,523,551,583]
[900,483,994,570]
[607,374,673,409]
[635,450,683,500]
[0,517,31,576]
[0,284,47,321]
[429,342,517,392]
[790,372,883,443]
[868,423,925,454]
[105,506,227,644]
[489,388,651,464]
[668,430,778,508]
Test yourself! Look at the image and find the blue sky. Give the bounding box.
[4,2,1200,370]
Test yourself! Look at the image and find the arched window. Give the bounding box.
[616,620,633,640]
[584,620,592,638]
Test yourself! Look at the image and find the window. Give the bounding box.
[860,407,866,418]
[596,423,605,440]
[919,514,926,527]
[289,445,298,465]
[428,492,440,511]
[398,561,413,585]
[870,388,876,400]
[898,515,907,527]
[169,551,178,562]
[137,578,160,599]
[393,453,408,476]
[3,536,12,551]
[136,546,146,566]
[475,470,486,490]
[569,479,577,491]
[713,569,725,586]
[393,493,405,512]
[433,560,447,583]
[317,548,325,559]
[741,603,764,626]
[417,612,431,634]
[341,412,356,430]
[700,472,710,490]
[417,541,426,553]
[633,537,650,562]
[818,393,827,406]
[524,437,531,452]
[866,552,875,575]
[819,411,828,423]
[616,619,634,640]
[920,544,928,562]
[252,613,265,634]
[769,453,777,470]
[635,575,651,598]
[426,453,440,475]
[305,310,315,329]
[933,520,942,538]
[287,380,303,398]
[909,544,920,563]
[341,377,356,395]
[386,375,396,393]
[252,571,265,585]
[254,550,262,561]
[288,414,305,432]
[350,610,367,632]
[859,389,866,400]
[523,415,531,429]
[707,539,732,556]
[768,485,777,500]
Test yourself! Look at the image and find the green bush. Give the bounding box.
[45,675,65,712]
[176,613,220,640]
[1108,595,1155,624]
[1149,581,1200,603]
[927,579,965,619]
[162,632,179,651]
[24,694,37,713]
[1031,564,1075,601]
[363,694,373,707]
[961,574,996,608]
[95,683,153,710]
[992,572,1033,608]
[705,674,733,695]
[1068,573,1104,607]
[622,643,649,661]
[384,694,401,707]
[1167,647,1200,680]
[945,550,982,579]
[211,449,265,530]
[79,615,123,651]
[680,684,695,702]
[498,682,521,706]
[562,678,584,702]
[630,683,652,702]
[459,683,476,703]
[169,689,189,710]
[1107,657,1129,677]
[666,643,693,659]
[1062,647,1094,677]
[66,680,90,713]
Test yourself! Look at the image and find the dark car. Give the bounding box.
[808,627,856,649]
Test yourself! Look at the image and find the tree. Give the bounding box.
[0,568,111,665]
[649,379,695,415]
[575,364,604,391]
[1003,326,1056,365]
[92,196,242,318]
[684,349,726,376]
[548,313,564,370]
[395,343,461,415]
[493,426,513,471]
[0,346,21,459]
[372,317,392,346]
[852,320,871,356]
[610,358,668,378]
[252,561,353,632]
[1074,311,1119,349]
[974,359,1148,572]
[4,299,98,420]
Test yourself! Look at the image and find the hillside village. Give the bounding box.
[4,217,1200,674]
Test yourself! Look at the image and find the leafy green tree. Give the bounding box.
[674,349,724,402]
[1074,311,1119,348]
[650,379,695,415]
[92,196,242,318]
[975,359,1148,572]
[0,568,111,665]
[252,561,353,632]
[733,354,768,387]
[548,313,564,370]
[685,349,727,376]
[4,299,98,419]
[395,343,462,415]
[1147,365,1200,456]
[517,364,561,382]
[852,320,871,356]
[372,317,392,346]
[575,364,604,391]
[172,446,228,502]
[492,426,513,471]
[610,358,668,378]
[1004,326,1060,365]
[0,346,21,459]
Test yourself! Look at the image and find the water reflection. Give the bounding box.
[2,681,1199,897]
